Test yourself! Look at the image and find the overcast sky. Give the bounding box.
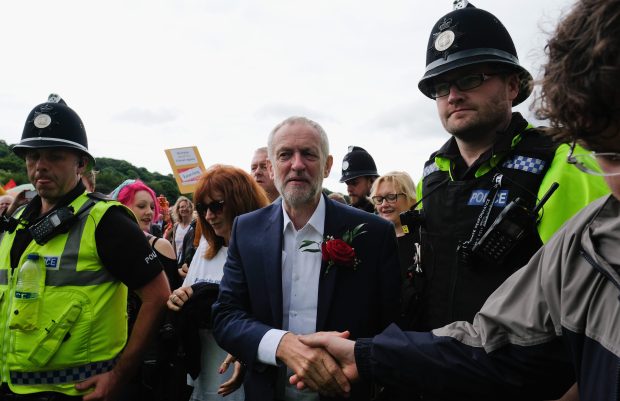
[1,0,572,194]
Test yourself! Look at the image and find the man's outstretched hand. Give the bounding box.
[276,332,351,397]
[289,331,359,391]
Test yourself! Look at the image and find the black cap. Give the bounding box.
[339,146,379,183]
[12,94,95,167]
[418,5,532,105]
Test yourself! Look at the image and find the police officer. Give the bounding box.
[0,95,170,400]
[410,3,610,333]
[340,146,379,213]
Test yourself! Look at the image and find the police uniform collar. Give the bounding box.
[436,112,528,161]
[21,181,86,224]
[496,112,529,149]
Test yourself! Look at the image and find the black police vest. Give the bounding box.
[416,129,557,331]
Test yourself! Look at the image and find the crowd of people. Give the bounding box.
[0,0,619,400]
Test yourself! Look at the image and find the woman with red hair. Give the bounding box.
[167,165,270,401]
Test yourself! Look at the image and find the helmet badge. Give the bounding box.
[342,160,350,171]
[435,30,455,52]
[431,17,463,60]
[33,113,52,129]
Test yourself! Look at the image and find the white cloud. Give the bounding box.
[1,0,569,194]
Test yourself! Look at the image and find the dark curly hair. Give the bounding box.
[534,0,620,143]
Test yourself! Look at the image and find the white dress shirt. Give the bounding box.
[257,196,325,400]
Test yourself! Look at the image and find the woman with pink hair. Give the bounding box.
[112,179,188,400]
[112,179,178,300]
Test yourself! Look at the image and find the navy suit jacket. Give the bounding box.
[212,195,401,401]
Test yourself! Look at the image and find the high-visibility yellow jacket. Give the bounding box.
[0,193,129,395]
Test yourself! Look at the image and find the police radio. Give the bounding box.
[29,206,77,245]
[472,182,559,263]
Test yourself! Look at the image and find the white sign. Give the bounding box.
[170,147,199,166]
[179,166,203,184]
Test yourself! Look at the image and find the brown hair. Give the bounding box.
[194,164,270,259]
[534,0,620,143]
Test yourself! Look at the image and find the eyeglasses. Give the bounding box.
[195,200,225,215]
[429,73,502,99]
[567,140,620,177]
[371,193,405,205]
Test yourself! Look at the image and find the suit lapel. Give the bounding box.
[316,197,346,331]
[263,202,285,328]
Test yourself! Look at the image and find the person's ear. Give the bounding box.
[324,155,333,178]
[77,156,88,171]
[506,73,520,102]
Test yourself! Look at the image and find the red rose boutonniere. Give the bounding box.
[299,223,367,275]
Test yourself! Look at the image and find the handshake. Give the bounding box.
[276,330,360,398]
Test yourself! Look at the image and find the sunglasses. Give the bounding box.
[195,200,225,215]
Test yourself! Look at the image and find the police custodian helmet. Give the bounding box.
[339,146,379,183]
[11,94,95,168]
[418,1,533,105]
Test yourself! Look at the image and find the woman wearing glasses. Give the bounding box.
[167,164,270,401]
[370,172,417,274]
[370,172,420,330]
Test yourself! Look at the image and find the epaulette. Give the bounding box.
[87,192,114,202]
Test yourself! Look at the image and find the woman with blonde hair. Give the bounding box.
[370,171,419,329]
[166,196,195,272]
[370,170,417,272]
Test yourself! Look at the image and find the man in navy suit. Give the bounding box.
[212,116,401,401]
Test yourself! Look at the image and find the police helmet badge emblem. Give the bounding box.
[33,113,52,129]
[342,160,350,171]
[435,18,455,52]
[435,30,455,52]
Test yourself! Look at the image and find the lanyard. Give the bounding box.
[464,173,503,247]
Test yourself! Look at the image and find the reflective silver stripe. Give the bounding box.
[0,270,7,285]
[10,358,116,385]
[45,200,116,287]
[423,162,440,178]
[46,269,116,286]
[424,48,521,74]
[58,202,92,273]
[18,137,89,153]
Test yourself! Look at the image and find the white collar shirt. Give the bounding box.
[280,195,325,401]
[255,196,326,401]
[281,195,325,334]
